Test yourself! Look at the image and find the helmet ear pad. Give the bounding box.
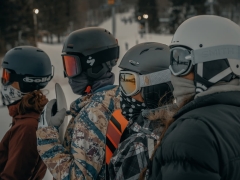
[194,59,234,90]
[142,83,173,109]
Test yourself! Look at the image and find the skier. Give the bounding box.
[108,42,174,180]
[144,15,240,180]
[37,27,121,180]
[0,46,53,179]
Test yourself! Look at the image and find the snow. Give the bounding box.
[0,10,172,179]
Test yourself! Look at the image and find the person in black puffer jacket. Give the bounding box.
[143,15,240,180]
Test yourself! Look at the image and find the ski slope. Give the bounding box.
[0,10,172,179]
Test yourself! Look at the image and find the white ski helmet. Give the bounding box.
[169,15,240,93]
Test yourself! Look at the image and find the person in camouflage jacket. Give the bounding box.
[37,27,120,179]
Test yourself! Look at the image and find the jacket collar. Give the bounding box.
[174,91,240,119]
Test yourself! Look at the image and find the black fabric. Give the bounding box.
[142,83,173,109]
[120,92,146,142]
[68,71,114,95]
[148,91,240,180]
[120,92,146,121]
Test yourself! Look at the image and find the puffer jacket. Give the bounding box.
[37,85,120,180]
[148,91,240,180]
[0,102,47,180]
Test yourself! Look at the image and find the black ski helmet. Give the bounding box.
[62,27,119,79]
[1,46,53,92]
[119,42,173,108]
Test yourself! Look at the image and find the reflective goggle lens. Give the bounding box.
[170,48,191,76]
[119,72,137,96]
[62,56,79,77]
[1,69,11,85]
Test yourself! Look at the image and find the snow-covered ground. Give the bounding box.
[0,10,172,179]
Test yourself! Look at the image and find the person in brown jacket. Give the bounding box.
[0,46,54,179]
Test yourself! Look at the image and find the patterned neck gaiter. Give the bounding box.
[120,91,146,122]
[1,85,24,106]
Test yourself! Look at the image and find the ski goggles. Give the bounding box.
[62,46,119,78]
[1,67,54,86]
[169,45,240,76]
[1,69,11,85]
[169,47,192,76]
[119,69,171,96]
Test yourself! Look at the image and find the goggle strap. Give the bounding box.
[139,69,171,88]
[192,45,240,65]
[208,67,232,83]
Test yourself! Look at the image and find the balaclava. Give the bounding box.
[171,75,195,106]
[68,71,115,95]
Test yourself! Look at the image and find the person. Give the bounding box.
[0,46,53,179]
[37,27,120,180]
[108,42,174,180]
[145,15,240,180]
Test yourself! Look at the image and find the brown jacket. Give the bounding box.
[0,102,47,180]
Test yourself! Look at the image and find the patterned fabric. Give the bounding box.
[120,92,146,122]
[36,85,120,180]
[109,104,177,180]
[108,106,166,180]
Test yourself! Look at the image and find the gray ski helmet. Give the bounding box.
[62,27,119,79]
[2,46,53,92]
[119,42,170,74]
[119,42,173,108]
[170,15,240,93]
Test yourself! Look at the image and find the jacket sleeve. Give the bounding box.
[148,118,221,180]
[37,103,112,180]
[1,125,40,180]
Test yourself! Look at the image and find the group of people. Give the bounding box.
[1,15,240,180]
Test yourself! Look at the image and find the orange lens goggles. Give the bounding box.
[1,69,11,85]
[62,55,81,77]
[119,71,138,96]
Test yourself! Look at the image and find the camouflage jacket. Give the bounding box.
[36,85,120,180]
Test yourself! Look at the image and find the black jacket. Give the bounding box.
[148,91,240,180]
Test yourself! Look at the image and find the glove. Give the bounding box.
[38,99,66,128]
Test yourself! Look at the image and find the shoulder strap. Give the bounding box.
[106,109,128,164]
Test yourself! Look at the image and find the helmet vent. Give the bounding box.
[67,44,74,48]
[3,62,8,64]
[37,50,43,52]
[155,48,163,50]
[14,48,22,50]
[140,49,149,55]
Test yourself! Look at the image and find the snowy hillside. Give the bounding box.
[0,10,172,180]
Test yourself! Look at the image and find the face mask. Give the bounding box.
[1,85,24,106]
[68,72,89,95]
[120,91,146,122]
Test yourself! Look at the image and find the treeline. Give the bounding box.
[1,0,240,55]
[0,0,132,54]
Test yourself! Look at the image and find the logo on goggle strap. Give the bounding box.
[23,76,52,83]
[87,56,95,66]
[129,60,139,66]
